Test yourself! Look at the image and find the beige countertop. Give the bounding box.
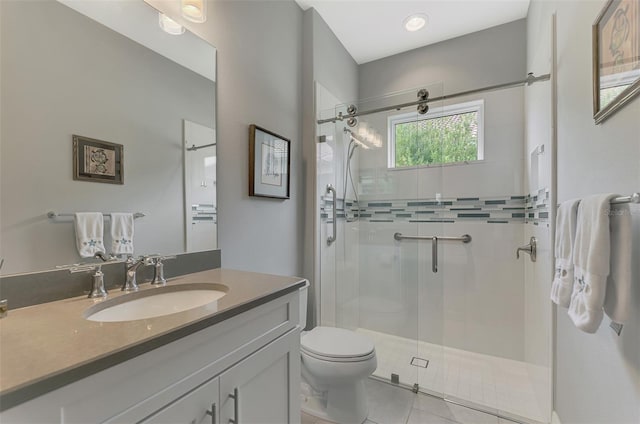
[0,268,305,410]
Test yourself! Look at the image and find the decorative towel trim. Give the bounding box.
[111,213,134,255]
[551,258,574,308]
[568,267,607,333]
[74,212,106,258]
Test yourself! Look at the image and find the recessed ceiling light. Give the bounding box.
[403,13,428,32]
[158,13,185,35]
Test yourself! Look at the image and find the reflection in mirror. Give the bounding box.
[184,120,217,252]
[0,0,216,275]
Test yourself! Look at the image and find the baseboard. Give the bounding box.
[551,411,562,424]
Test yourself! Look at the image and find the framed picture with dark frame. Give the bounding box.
[73,135,124,184]
[249,124,290,199]
[593,0,640,124]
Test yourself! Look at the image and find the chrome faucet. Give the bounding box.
[123,256,154,292]
[150,256,176,286]
[516,237,537,262]
[61,263,108,298]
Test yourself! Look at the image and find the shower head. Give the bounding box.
[343,128,369,149]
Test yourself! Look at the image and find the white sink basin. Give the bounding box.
[85,283,228,322]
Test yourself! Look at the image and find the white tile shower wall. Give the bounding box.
[340,87,528,361]
[358,220,525,361]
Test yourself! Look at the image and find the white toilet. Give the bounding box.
[299,283,377,424]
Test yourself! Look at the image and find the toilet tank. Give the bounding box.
[299,280,310,330]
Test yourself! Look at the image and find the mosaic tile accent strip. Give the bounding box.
[320,195,528,224]
[525,188,550,226]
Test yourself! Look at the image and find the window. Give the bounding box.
[387,100,484,168]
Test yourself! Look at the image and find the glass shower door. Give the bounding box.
[316,82,446,396]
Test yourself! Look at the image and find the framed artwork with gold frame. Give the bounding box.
[593,0,640,124]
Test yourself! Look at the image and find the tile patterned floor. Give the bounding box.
[356,329,548,423]
[302,378,521,424]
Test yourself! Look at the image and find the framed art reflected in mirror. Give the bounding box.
[73,135,123,184]
[593,0,640,124]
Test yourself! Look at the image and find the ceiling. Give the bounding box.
[295,0,531,64]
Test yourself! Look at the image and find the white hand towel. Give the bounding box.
[603,202,631,325]
[551,198,580,307]
[568,194,617,333]
[111,213,134,255]
[74,212,105,258]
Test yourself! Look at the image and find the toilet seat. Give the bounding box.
[301,327,375,363]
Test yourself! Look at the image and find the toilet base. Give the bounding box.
[300,379,369,424]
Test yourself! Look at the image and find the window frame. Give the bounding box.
[387,99,485,169]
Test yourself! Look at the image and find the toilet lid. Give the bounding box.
[301,327,375,359]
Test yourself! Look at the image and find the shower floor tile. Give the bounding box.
[357,328,547,423]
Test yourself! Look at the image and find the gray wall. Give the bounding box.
[528,1,640,423]
[149,0,305,277]
[359,19,527,99]
[0,0,214,274]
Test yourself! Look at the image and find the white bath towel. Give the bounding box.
[568,194,625,333]
[74,212,105,258]
[551,198,580,307]
[603,202,632,325]
[110,213,134,255]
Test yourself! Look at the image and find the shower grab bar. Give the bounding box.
[326,185,337,245]
[393,233,472,243]
[432,237,438,273]
[394,233,471,273]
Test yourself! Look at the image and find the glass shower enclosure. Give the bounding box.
[315,81,552,423]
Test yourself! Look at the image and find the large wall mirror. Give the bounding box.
[0,0,217,275]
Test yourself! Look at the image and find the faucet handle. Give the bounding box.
[61,264,107,298]
[150,256,175,286]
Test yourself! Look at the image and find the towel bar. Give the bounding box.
[610,193,640,204]
[47,211,145,219]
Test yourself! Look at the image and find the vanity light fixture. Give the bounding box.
[403,13,428,32]
[181,0,207,23]
[158,13,185,35]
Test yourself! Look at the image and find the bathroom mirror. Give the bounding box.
[0,0,217,275]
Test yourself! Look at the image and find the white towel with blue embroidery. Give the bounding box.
[551,198,580,307]
[110,213,134,255]
[568,194,629,333]
[74,212,105,258]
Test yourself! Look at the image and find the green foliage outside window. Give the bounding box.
[394,111,479,167]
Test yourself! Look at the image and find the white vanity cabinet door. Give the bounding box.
[219,329,300,424]
[139,376,219,424]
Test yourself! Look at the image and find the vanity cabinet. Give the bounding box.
[139,329,299,424]
[219,329,297,424]
[1,290,301,424]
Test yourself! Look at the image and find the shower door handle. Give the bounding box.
[432,237,438,273]
[326,185,337,245]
